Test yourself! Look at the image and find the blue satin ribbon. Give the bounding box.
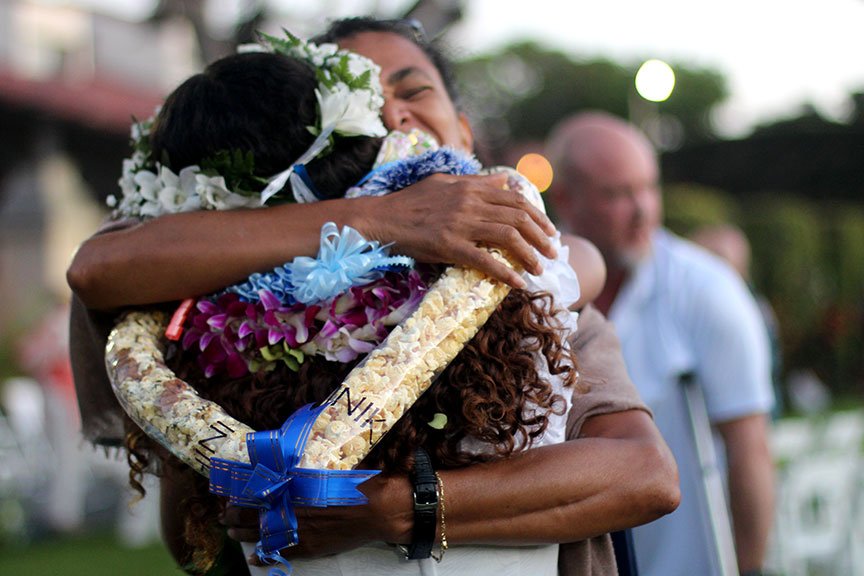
[224,223,413,306]
[292,164,324,200]
[289,222,414,305]
[210,403,380,574]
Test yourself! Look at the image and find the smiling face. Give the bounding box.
[337,31,474,152]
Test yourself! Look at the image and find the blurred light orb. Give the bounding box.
[516,153,554,193]
[635,59,676,102]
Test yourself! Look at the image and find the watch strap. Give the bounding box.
[406,447,438,560]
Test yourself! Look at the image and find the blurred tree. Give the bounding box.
[741,193,828,375]
[149,0,267,63]
[821,204,864,393]
[663,183,739,236]
[658,65,727,141]
[456,41,727,160]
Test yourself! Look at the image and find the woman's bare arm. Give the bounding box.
[68,173,557,309]
[222,410,679,557]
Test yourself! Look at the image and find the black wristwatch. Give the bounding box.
[405,447,438,559]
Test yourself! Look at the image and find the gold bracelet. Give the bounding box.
[432,471,447,562]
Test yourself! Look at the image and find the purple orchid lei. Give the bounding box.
[181,268,433,378]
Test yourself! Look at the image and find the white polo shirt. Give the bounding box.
[608,229,774,576]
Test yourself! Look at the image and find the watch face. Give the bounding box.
[414,484,438,508]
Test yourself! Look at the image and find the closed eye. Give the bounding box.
[400,85,432,100]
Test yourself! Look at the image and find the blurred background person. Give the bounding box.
[690,223,785,418]
[546,110,775,576]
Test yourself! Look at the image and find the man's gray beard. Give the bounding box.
[612,245,652,271]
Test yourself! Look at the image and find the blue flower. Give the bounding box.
[356,147,481,197]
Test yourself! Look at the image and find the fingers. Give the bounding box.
[373,173,560,285]
[440,174,558,264]
[466,173,557,238]
[460,247,527,289]
[483,206,557,264]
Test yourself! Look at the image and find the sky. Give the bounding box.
[453,0,864,136]
[49,0,864,137]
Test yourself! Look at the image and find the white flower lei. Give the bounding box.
[108,31,387,219]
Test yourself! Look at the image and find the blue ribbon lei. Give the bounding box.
[210,403,380,575]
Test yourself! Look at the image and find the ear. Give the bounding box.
[457,112,474,153]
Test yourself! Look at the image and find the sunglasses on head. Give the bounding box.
[378,17,428,43]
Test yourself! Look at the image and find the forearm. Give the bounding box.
[68,198,376,308]
[68,174,557,309]
[367,412,679,546]
[225,411,678,558]
[446,422,676,543]
[724,416,775,572]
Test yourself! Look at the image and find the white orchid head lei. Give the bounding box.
[108,30,387,219]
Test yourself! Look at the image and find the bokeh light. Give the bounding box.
[635,59,676,102]
[516,153,554,193]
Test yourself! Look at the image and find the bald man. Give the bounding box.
[546,111,775,576]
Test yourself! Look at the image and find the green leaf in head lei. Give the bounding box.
[108,30,387,219]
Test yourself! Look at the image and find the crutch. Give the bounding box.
[680,371,738,576]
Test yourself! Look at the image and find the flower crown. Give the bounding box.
[108,31,387,218]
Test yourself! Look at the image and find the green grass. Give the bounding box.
[0,533,180,576]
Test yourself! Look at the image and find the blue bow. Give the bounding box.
[210,403,380,574]
[289,222,414,304]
